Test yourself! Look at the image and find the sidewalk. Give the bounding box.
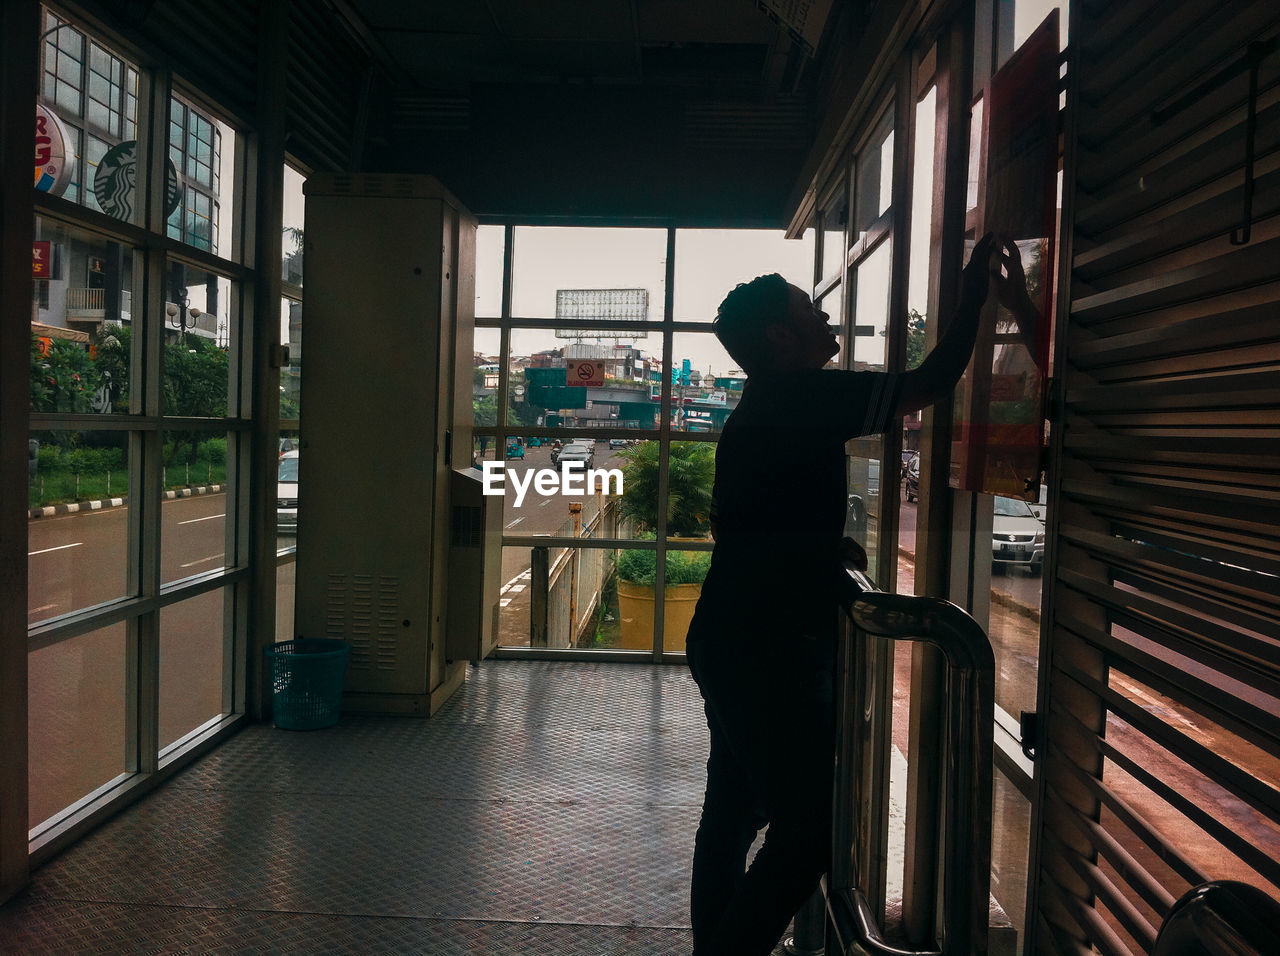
[27,483,225,520]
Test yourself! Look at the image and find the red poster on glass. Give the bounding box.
[951,11,1059,500]
[33,240,51,279]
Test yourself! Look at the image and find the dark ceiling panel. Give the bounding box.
[346,0,497,34]
[635,0,780,44]
[485,0,635,41]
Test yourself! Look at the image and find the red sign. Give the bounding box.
[567,360,605,388]
[33,241,51,279]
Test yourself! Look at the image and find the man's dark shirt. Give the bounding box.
[689,368,902,640]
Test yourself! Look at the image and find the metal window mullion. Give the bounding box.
[136,62,174,775]
[652,227,677,660]
[497,225,513,442]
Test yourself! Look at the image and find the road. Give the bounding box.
[26,453,1045,822]
[485,442,627,646]
[28,492,236,828]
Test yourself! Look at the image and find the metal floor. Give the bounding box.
[0,660,795,954]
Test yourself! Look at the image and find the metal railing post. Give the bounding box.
[784,887,827,955]
[823,569,995,956]
[530,545,549,648]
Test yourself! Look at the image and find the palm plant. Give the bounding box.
[618,440,715,538]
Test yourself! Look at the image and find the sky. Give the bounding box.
[473,225,815,377]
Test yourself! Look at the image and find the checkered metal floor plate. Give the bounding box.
[0,661,794,954]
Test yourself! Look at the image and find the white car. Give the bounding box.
[992,495,1043,574]
[277,450,299,534]
[556,442,595,469]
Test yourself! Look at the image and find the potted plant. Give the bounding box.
[614,441,715,650]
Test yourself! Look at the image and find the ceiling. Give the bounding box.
[332,0,843,223]
[341,0,819,93]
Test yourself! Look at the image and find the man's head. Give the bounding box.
[713,274,838,374]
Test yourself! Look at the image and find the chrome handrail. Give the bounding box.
[1153,880,1280,955]
[823,568,995,955]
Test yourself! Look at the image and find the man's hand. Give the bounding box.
[991,238,1036,320]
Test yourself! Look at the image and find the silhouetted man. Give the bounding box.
[685,234,1024,955]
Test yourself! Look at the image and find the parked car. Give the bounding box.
[992,495,1044,574]
[1029,483,1048,525]
[904,454,919,502]
[556,442,594,468]
[277,450,299,534]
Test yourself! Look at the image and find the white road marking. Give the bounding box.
[180,554,225,569]
[508,584,525,593]
[28,542,82,556]
[505,517,525,529]
[29,604,57,615]
[539,499,551,507]
[499,598,513,607]
[179,513,226,525]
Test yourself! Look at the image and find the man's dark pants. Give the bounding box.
[686,624,836,956]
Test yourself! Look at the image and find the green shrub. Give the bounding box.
[616,547,710,586]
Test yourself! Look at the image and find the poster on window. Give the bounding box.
[951,11,1058,500]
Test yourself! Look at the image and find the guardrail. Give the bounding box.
[1152,880,1280,955]
[820,568,995,955]
[529,498,620,648]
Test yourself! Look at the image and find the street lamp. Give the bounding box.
[165,297,202,341]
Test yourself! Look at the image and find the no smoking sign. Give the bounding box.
[567,360,605,388]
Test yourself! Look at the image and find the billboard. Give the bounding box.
[555,288,649,340]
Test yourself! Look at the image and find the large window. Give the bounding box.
[28,7,254,842]
[474,225,812,655]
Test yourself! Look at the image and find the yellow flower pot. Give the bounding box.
[615,580,701,652]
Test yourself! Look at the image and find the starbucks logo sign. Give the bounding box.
[94,140,183,221]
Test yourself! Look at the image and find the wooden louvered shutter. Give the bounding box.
[1036,1,1280,954]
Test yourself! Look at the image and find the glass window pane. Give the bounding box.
[991,769,1032,940]
[511,226,666,319]
[986,492,1044,720]
[29,623,130,828]
[475,224,505,318]
[31,219,140,414]
[1000,0,1069,69]
[38,19,143,225]
[851,239,892,371]
[490,428,643,540]
[500,544,635,650]
[163,267,233,417]
[276,559,296,641]
[821,189,848,282]
[854,110,895,235]
[168,91,238,259]
[159,588,227,750]
[282,165,305,286]
[673,228,814,323]
[161,430,232,585]
[508,327,657,435]
[846,447,883,578]
[28,430,131,623]
[667,333,739,434]
[280,297,301,422]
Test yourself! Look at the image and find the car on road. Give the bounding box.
[277,450,299,534]
[992,495,1043,574]
[609,438,627,449]
[556,442,595,468]
[506,439,525,459]
[903,453,920,501]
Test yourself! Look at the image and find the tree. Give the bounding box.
[618,441,715,537]
[905,308,927,371]
[163,333,229,466]
[30,335,100,413]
